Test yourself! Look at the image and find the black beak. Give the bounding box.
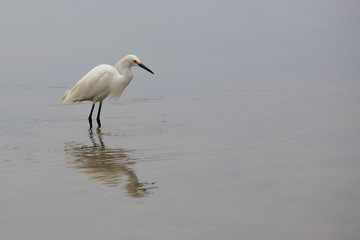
[138,62,154,74]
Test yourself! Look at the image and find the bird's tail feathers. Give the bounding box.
[61,90,71,104]
[61,83,80,104]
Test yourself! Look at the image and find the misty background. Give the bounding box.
[1,1,360,240]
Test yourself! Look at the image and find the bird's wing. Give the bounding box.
[62,65,114,103]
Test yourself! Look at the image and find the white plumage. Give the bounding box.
[62,54,154,129]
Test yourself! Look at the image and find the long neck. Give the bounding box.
[111,63,134,99]
[115,59,132,76]
[121,67,133,80]
[115,58,133,78]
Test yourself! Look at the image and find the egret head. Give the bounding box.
[122,54,154,74]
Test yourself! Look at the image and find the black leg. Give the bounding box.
[88,103,95,129]
[96,101,102,128]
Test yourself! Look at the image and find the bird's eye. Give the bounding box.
[133,60,137,63]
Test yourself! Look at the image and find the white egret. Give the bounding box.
[62,54,154,129]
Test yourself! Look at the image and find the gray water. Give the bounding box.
[1,1,360,240]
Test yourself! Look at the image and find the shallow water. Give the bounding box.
[1,1,360,240]
[1,80,360,239]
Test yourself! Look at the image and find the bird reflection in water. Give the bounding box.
[64,130,156,198]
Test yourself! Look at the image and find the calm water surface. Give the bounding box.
[1,1,360,240]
